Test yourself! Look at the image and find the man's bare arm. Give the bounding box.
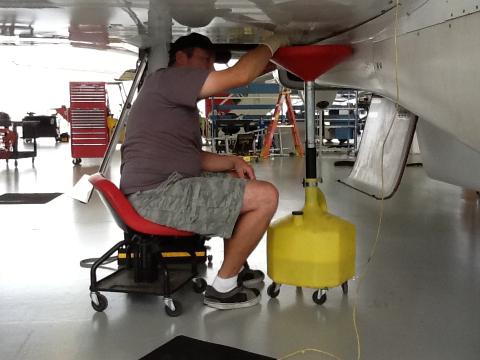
[199,34,289,99]
[200,151,255,180]
[199,45,272,99]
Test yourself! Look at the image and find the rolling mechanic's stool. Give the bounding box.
[88,173,208,317]
[266,45,357,305]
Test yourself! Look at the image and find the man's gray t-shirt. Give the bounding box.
[120,67,209,195]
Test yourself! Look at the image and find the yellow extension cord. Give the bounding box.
[278,0,401,359]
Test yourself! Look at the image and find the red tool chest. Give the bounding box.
[69,82,109,165]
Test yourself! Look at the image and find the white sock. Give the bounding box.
[212,274,238,293]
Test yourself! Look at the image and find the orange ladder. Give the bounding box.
[260,89,304,159]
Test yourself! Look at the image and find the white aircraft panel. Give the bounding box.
[339,96,417,199]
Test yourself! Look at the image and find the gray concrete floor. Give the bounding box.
[1,139,479,360]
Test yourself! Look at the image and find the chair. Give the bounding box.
[233,133,256,156]
[88,172,208,316]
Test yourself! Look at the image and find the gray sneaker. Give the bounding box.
[203,285,261,310]
[237,267,265,288]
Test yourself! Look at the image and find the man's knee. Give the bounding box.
[242,180,279,213]
[262,182,279,211]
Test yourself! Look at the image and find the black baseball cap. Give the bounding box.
[169,32,231,64]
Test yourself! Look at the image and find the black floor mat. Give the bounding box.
[0,192,62,204]
[140,335,274,360]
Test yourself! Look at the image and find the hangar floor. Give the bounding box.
[1,140,479,360]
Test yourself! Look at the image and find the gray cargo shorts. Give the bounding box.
[128,171,246,238]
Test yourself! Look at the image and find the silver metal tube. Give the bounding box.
[305,81,316,149]
[147,0,172,73]
[304,80,321,180]
[98,56,147,174]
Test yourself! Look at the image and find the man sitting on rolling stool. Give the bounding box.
[120,32,289,310]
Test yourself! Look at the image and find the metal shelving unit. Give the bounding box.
[205,83,281,155]
[319,90,370,154]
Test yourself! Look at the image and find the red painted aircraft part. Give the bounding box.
[271,45,353,81]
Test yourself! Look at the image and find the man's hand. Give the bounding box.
[260,33,290,55]
[232,156,256,180]
[261,31,324,56]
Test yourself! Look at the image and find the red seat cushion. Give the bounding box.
[89,173,194,237]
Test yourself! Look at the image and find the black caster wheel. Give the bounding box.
[267,282,280,298]
[14,160,18,167]
[164,299,182,317]
[192,278,207,293]
[72,158,82,165]
[91,292,108,312]
[341,281,348,295]
[207,255,213,266]
[312,290,327,305]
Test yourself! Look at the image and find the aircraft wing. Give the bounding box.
[0,0,401,48]
[1,0,480,192]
